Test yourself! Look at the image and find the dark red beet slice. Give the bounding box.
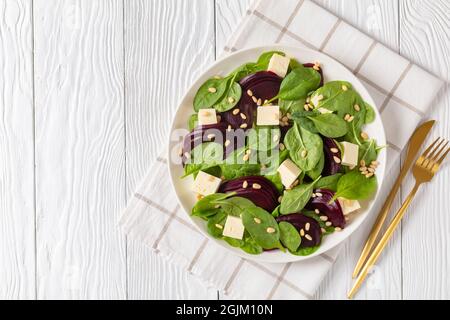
[181,123,246,164]
[305,188,345,228]
[218,176,280,212]
[276,214,321,247]
[221,71,282,130]
[303,63,324,87]
[323,137,342,176]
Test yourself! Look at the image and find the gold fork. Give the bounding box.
[348,138,450,299]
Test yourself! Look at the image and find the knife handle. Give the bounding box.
[351,168,407,278]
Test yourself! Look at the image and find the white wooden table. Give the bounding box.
[0,0,448,300]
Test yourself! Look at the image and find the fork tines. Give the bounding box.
[419,137,450,169]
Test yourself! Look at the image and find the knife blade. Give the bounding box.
[352,120,435,278]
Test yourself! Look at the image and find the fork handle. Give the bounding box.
[348,182,421,299]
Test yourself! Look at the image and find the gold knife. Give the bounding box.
[352,120,435,278]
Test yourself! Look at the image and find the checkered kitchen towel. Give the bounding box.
[119,0,445,299]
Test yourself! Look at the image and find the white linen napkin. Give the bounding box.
[119,0,444,299]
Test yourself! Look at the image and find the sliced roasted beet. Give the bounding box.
[323,137,342,176]
[276,214,321,248]
[218,176,280,212]
[303,63,324,87]
[305,188,345,228]
[221,71,282,130]
[181,122,246,164]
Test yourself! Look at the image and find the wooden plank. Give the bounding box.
[399,0,449,300]
[0,0,35,299]
[313,0,402,300]
[124,0,218,299]
[33,0,126,299]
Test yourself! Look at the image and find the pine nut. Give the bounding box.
[305,234,313,241]
[333,156,341,164]
[266,227,275,234]
[240,123,248,129]
[243,181,248,188]
[252,183,261,189]
[240,113,247,120]
[325,221,332,227]
[314,209,320,214]
[208,87,217,93]
[254,218,261,224]
[342,85,348,91]
[301,150,308,158]
[320,216,328,221]
[232,109,240,115]
[305,223,310,231]
[361,132,369,140]
[224,140,231,147]
[354,104,361,111]
[247,89,253,97]
[215,224,223,229]
[228,97,235,103]
[300,229,305,236]
[330,148,339,154]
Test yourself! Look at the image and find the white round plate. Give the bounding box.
[168,45,386,263]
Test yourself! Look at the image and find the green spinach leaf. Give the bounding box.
[220,163,261,180]
[333,171,378,201]
[265,172,284,194]
[192,193,231,219]
[280,176,321,214]
[213,80,242,112]
[284,123,323,171]
[279,99,306,114]
[290,245,320,256]
[364,102,376,124]
[307,113,348,138]
[359,139,378,164]
[194,78,229,111]
[276,66,321,101]
[212,197,255,216]
[241,207,283,250]
[188,114,198,131]
[315,173,343,192]
[206,212,228,238]
[306,151,324,180]
[279,221,301,252]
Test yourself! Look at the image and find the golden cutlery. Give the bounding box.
[348,137,450,299]
[352,121,435,278]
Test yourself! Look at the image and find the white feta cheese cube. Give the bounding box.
[192,171,222,196]
[317,107,332,114]
[222,215,245,240]
[338,198,361,215]
[340,141,359,167]
[277,159,302,188]
[256,105,280,126]
[268,54,291,78]
[198,108,217,125]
